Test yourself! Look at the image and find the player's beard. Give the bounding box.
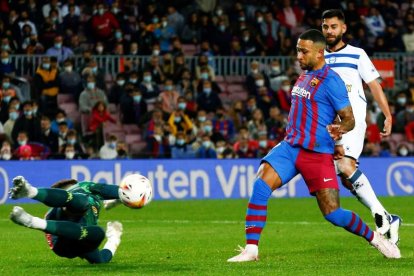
[326,33,343,48]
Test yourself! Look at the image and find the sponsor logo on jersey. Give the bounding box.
[291,86,311,99]
[328,56,336,64]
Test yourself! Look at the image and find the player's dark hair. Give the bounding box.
[299,29,326,45]
[51,179,78,189]
[322,9,345,22]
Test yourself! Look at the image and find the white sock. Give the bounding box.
[348,169,386,215]
[245,244,258,255]
[31,217,47,230]
[27,186,38,198]
[103,238,120,255]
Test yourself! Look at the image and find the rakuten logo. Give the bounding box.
[291,86,311,99]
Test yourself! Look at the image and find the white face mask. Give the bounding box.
[281,85,291,92]
[65,151,75,159]
[255,79,264,87]
[251,69,258,74]
[398,147,409,156]
[2,153,11,160]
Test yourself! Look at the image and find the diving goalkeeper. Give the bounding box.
[9,176,122,264]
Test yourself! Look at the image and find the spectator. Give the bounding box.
[45,35,74,64]
[245,60,270,95]
[147,124,170,158]
[403,23,414,52]
[89,101,116,132]
[247,108,267,140]
[268,59,289,91]
[99,134,118,160]
[65,129,84,157]
[140,69,161,103]
[196,134,217,158]
[81,59,105,91]
[108,73,127,105]
[183,90,197,118]
[39,115,59,155]
[144,55,165,84]
[396,100,414,133]
[153,15,176,53]
[3,105,19,141]
[228,100,247,130]
[0,140,12,160]
[256,131,275,158]
[266,106,286,142]
[273,79,292,114]
[212,107,235,142]
[11,101,41,145]
[79,74,108,114]
[171,131,196,159]
[33,56,59,117]
[181,12,201,44]
[120,87,148,125]
[159,79,180,114]
[276,0,304,32]
[240,29,264,56]
[378,141,392,157]
[57,121,69,152]
[212,20,232,56]
[195,55,216,81]
[0,75,24,106]
[364,7,386,37]
[0,51,16,77]
[13,130,50,160]
[396,143,412,157]
[58,59,82,102]
[50,109,74,134]
[172,54,189,84]
[235,137,257,158]
[196,80,223,113]
[90,3,120,42]
[167,108,193,137]
[260,11,284,55]
[63,143,81,160]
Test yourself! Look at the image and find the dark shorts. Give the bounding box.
[262,141,339,195]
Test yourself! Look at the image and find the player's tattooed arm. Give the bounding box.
[326,106,355,140]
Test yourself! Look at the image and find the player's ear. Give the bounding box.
[343,23,347,34]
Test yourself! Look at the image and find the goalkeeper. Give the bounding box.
[9,176,122,264]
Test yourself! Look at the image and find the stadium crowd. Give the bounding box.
[0,0,413,160]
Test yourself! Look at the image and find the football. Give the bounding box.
[118,174,153,209]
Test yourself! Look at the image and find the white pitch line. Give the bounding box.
[1,218,413,226]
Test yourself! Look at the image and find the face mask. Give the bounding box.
[398,147,409,156]
[129,78,137,84]
[117,80,125,86]
[9,111,18,120]
[56,117,65,123]
[152,49,160,56]
[281,85,291,92]
[204,125,212,132]
[257,17,263,23]
[42,63,50,70]
[1,58,9,64]
[176,139,185,146]
[397,97,407,105]
[144,75,152,82]
[54,43,62,49]
[154,134,162,142]
[240,146,248,153]
[162,21,167,28]
[239,16,245,22]
[109,142,117,149]
[18,139,27,146]
[152,17,159,24]
[63,66,73,74]
[1,45,10,51]
[32,107,37,114]
[2,153,11,160]
[255,79,264,87]
[259,140,267,148]
[272,66,281,73]
[2,82,10,89]
[216,146,225,154]
[202,141,211,148]
[115,32,122,39]
[164,85,173,91]
[198,116,206,122]
[96,46,104,53]
[407,107,414,113]
[243,36,249,42]
[98,8,105,15]
[15,104,20,110]
[174,117,182,123]
[251,69,258,74]
[92,67,98,74]
[66,151,75,159]
[87,82,95,90]
[219,25,225,32]
[203,88,212,94]
[24,110,33,117]
[216,9,223,16]
[133,95,141,102]
[112,8,119,14]
[178,102,186,110]
[67,138,76,145]
[3,95,11,103]
[201,72,209,80]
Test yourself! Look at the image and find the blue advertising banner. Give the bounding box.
[0,158,413,204]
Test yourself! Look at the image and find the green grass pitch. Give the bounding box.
[0,197,412,275]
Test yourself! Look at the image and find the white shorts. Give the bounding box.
[339,121,367,160]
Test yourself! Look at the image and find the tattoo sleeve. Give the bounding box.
[337,105,355,133]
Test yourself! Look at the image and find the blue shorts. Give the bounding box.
[262,141,339,195]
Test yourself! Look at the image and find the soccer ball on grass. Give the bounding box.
[118,174,153,209]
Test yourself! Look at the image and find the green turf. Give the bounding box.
[0,197,412,275]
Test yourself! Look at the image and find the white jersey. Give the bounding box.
[324,44,380,124]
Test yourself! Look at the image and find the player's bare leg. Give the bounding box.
[316,188,400,258]
[337,157,401,244]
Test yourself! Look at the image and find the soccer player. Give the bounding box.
[227,29,400,262]
[321,9,401,244]
[9,176,123,264]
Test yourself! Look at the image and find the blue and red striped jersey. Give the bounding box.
[284,64,350,154]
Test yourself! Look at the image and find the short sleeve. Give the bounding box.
[358,50,380,84]
[326,74,351,112]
